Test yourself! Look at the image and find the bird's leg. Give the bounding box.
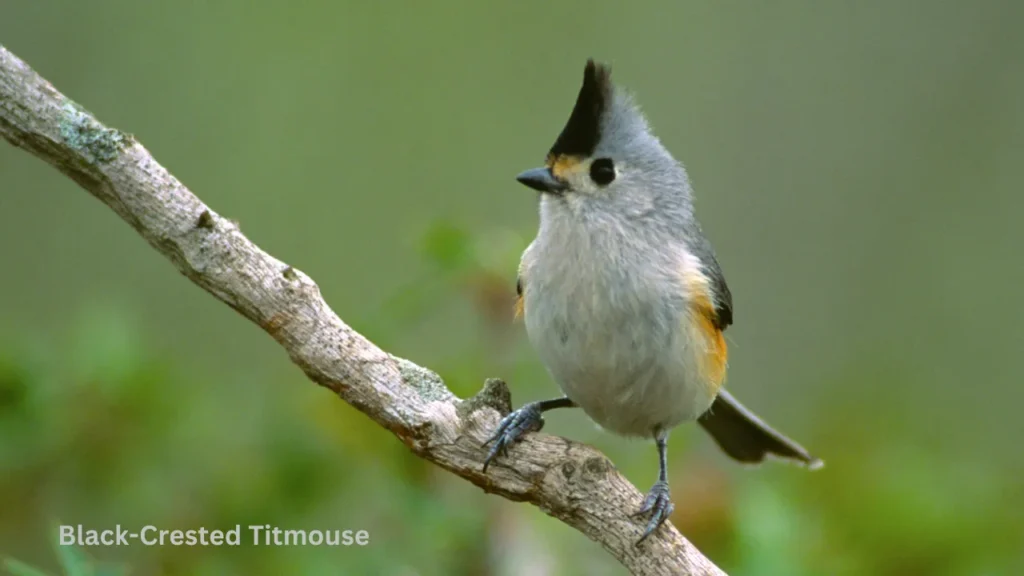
[634,430,674,544]
[482,397,576,472]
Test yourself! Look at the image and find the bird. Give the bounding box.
[482,59,822,544]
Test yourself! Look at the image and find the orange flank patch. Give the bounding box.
[693,299,728,394]
[546,153,583,180]
[514,293,525,320]
[682,265,729,395]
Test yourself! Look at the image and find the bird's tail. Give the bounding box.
[698,390,823,469]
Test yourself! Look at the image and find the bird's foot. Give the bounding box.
[632,479,674,545]
[481,402,546,472]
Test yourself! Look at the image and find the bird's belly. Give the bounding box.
[525,295,716,437]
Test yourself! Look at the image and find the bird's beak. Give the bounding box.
[516,167,567,194]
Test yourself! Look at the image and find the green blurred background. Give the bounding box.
[2,1,1022,574]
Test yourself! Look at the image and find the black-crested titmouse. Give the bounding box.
[483,60,822,543]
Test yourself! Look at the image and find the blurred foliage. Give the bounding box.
[4,527,127,576]
[3,0,1024,574]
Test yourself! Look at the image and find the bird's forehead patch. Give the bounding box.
[546,154,584,179]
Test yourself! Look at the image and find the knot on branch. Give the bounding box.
[459,378,512,422]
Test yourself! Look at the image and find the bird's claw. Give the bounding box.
[633,480,674,545]
[481,402,545,472]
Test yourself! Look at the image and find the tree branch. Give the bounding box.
[0,45,725,576]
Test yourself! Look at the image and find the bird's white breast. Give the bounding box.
[522,207,718,437]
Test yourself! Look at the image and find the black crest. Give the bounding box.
[548,59,612,159]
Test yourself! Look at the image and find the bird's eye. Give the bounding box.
[589,158,616,186]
